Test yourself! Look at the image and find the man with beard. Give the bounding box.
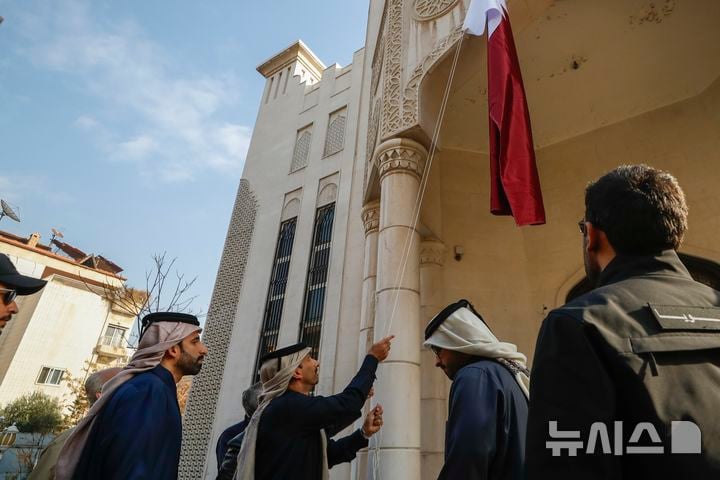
[527,165,720,478]
[0,253,46,338]
[219,336,393,480]
[424,299,529,480]
[56,312,207,480]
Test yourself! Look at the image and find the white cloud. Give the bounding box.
[0,175,74,206]
[17,1,252,182]
[117,135,158,160]
[74,115,99,130]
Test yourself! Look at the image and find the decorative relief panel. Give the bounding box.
[403,25,464,127]
[414,0,460,21]
[366,99,382,166]
[380,0,404,139]
[178,179,258,479]
[375,139,428,181]
[369,0,465,195]
[361,201,381,234]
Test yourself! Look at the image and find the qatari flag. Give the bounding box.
[464,0,546,226]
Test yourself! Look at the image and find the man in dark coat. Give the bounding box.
[56,312,208,480]
[424,299,529,480]
[220,336,393,480]
[527,165,720,478]
[215,381,262,468]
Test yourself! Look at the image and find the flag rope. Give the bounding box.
[371,33,465,480]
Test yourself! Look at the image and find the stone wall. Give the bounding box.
[178,179,258,479]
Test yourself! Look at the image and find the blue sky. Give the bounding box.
[0,0,369,319]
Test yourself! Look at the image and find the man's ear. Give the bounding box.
[291,366,303,381]
[586,222,604,252]
[164,344,181,361]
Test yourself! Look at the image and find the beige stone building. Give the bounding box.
[181,1,720,478]
[0,231,136,408]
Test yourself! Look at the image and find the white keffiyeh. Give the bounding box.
[424,305,530,398]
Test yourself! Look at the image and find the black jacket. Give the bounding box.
[527,250,720,478]
[216,355,375,480]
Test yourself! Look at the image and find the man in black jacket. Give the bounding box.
[215,382,262,469]
[218,336,392,480]
[527,165,720,478]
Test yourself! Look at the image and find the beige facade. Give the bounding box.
[0,233,135,408]
[181,1,720,479]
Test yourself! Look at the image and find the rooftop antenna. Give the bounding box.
[50,228,64,244]
[0,200,20,223]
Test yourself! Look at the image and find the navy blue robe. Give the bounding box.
[253,354,377,480]
[73,365,182,480]
[439,360,528,480]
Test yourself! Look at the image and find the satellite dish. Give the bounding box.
[51,228,64,239]
[0,200,21,223]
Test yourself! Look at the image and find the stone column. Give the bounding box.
[419,239,447,480]
[355,200,380,480]
[371,138,427,480]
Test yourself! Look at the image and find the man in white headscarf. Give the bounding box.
[424,299,529,480]
[55,312,207,480]
[218,336,393,480]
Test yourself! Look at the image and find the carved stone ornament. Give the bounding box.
[374,138,428,181]
[420,239,447,266]
[380,0,404,139]
[414,0,461,21]
[361,201,381,234]
[403,25,464,127]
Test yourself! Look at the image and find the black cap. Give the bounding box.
[259,342,308,365]
[424,299,489,340]
[139,312,200,340]
[0,254,47,296]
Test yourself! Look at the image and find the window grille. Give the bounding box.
[253,217,298,381]
[37,367,65,385]
[323,113,346,157]
[291,129,312,172]
[298,203,336,360]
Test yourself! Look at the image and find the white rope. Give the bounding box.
[371,34,465,480]
[384,33,464,338]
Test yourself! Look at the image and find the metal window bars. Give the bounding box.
[252,217,298,381]
[299,203,335,361]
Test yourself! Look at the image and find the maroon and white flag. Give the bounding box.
[464,0,546,226]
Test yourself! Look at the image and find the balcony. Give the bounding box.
[95,335,128,358]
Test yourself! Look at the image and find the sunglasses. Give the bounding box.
[430,345,442,356]
[0,288,17,306]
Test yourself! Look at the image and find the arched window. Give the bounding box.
[291,127,312,172]
[298,203,336,360]
[253,217,298,381]
[566,253,720,302]
[323,109,346,157]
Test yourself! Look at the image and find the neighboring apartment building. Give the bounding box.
[0,231,136,408]
[181,1,720,479]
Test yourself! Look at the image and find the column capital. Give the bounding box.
[361,200,381,235]
[374,137,428,181]
[420,238,446,266]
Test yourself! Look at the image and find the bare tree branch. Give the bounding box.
[79,252,202,348]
